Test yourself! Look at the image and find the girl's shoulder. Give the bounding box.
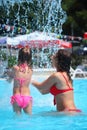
[13,64,33,73]
[13,65,19,70]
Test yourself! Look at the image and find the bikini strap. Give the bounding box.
[61,73,71,88]
[15,78,26,95]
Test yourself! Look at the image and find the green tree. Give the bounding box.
[62,0,87,37]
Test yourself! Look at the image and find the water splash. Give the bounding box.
[0,0,67,71]
[42,0,67,35]
[1,0,67,35]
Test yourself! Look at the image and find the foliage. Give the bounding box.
[0,51,17,68]
[8,55,17,68]
[0,0,86,36]
[62,0,87,36]
[0,50,7,61]
[71,53,86,69]
[82,39,87,44]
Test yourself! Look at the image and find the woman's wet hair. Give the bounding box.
[55,49,72,81]
[18,46,32,67]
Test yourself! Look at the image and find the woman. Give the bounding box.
[7,46,33,115]
[32,49,81,113]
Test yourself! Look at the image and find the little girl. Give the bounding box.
[7,46,33,115]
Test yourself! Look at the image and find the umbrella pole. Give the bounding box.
[36,46,39,68]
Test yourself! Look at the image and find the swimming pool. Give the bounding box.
[0,78,87,130]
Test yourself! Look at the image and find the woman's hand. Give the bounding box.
[31,79,41,88]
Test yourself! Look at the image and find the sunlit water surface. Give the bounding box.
[0,78,87,130]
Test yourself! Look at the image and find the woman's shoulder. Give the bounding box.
[50,72,59,79]
[50,72,63,81]
[51,72,61,76]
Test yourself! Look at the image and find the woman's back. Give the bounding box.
[50,72,76,111]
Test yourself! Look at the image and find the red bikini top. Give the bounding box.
[50,73,73,96]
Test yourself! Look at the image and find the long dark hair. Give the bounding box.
[55,49,72,81]
[18,47,32,67]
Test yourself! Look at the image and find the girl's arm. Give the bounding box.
[6,67,15,82]
[7,67,15,78]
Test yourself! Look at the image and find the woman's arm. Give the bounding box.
[32,73,57,94]
[32,80,50,94]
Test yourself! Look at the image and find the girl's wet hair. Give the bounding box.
[55,49,72,81]
[18,47,32,67]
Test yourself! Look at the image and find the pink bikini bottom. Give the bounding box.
[11,95,33,108]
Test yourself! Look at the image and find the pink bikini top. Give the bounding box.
[15,77,26,86]
[50,73,73,96]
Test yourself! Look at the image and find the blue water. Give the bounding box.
[0,78,87,130]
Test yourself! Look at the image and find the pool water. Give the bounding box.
[0,78,87,130]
